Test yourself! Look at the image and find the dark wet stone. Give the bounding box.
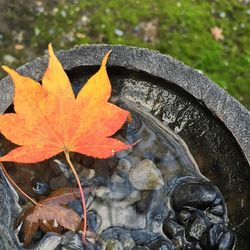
[207,224,225,248]
[172,182,221,211]
[178,209,192,224]
[68,200,83,216]
[210,204,224,216]
[188,216,208,240]
[52,159,71,178]
[148,239,174,250]
[49,159,64,176]
[172,237,185,250]
[32,179,49,195]
[205,211,224,224]
[184,241,202,250]
[33,232,62,249]
[61,231,84,250]
[213,197,223,206]
[170,180,232,249]
[87,210,101,232]
[218,231,236,250]
[162,218,185,239]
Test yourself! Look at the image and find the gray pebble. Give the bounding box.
[114,29,124,37]
[129,159,164,190]
[3,55,17,64]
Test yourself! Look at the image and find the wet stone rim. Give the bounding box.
[0,44,249,163]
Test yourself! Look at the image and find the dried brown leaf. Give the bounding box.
[18,187,82,247]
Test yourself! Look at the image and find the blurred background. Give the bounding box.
[0,0,249,109]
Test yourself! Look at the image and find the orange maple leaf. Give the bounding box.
[0,44,131,239]
[0,44,130,162]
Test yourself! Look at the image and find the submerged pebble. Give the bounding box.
[105,239,123,250]
[205,211,224,224]
[208,224,225,248]
[32,179,49,195]
[34,233,62,250]
[87,210,102,232]
[172,182,221,211]
[218,231,236,250]
[61,231,84,250]
[210,204,224,216]
[188,216,208,240]
[162,218,185,239]
[53,159,71,178]
[169,179,235,249]
[116,158,132,175]
[178,209,191,224]
[129,159,164,190]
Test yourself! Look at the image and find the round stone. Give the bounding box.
[129,159,164,190]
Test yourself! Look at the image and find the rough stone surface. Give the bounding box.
[0,169,21,249]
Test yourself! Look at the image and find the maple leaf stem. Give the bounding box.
[64,151,87,240]
[0,162,38,205]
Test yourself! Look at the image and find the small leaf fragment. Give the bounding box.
[210,27,224,41]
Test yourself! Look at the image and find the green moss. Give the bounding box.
[1,0,249,108]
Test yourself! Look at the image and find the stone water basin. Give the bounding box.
[0,45,249,249]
